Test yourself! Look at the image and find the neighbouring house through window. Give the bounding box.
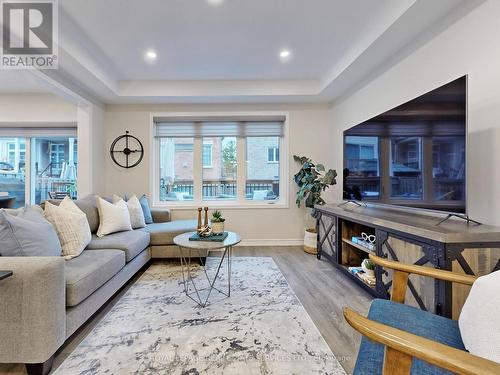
[202,142,213,168]
[154,115,287,206]
[267,146,279,163]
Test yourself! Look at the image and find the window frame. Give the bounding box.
[202,141,213,168]
[267,146,279,163]
[150,111,289,209]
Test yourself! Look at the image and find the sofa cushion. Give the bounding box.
[74,195,101,233]
[151,208,171,223]
[354,299,465,375]
[44,195,114,234]
[459,270,500,363]
[65,249,125,306]
[86,230,150,262]
[96,197,132,237]
[113,194,146,229]
[139,195,153,224]
[0,206,62,257]
[44,197,91,259]
[140,219,197,246]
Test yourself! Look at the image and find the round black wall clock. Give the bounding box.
[109,131,144,169]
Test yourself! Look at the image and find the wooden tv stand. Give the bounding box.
[315,203,500,319]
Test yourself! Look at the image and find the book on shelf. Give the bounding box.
[347,266,376,286]
[357,272,376,286]
[348,266,363,274]
[351,236,375,251]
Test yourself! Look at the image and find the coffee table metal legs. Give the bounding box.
[178,245,232,307]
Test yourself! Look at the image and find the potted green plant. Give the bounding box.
[361,258,375,277]
[210,210,225,234]
[293,155,337,254]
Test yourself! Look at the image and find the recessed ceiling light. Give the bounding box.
[279,49,291,61]
[207,0,224,6]
[280,50,290,58]
[144,50,157,62]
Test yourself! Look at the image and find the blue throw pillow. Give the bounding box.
[139,195,153,224]
[0,206,62,257]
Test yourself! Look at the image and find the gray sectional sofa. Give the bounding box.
[0,195,199,375]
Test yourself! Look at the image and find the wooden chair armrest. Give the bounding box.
[343,307,500,375]
[369,254,477,286]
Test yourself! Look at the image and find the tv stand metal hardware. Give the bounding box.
[338,200,366,207]
[436,213,482,226]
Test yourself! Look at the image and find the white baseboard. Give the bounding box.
[237,239,304,247]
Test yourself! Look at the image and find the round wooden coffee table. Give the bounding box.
[173,231,241,307]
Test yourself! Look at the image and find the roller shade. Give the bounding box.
[154,116,285,138]
[0,124,77,137]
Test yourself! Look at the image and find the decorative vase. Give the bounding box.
[303,228,317,254]
[211,221,225,235]
[362,266,375,278]
[361,260,375,277]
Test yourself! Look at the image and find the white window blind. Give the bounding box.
[0,126,77,137]
[154,116,285,138]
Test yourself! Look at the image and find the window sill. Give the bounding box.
[152,201,289,210]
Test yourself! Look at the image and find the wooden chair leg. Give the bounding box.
[383,347,412,375]
[391,270,409,303]
[25,355,54,375]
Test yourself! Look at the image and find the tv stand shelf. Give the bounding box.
[315,203,500,318]
[341,238,375,255]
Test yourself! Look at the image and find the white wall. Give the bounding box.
[103,103,335,244]
[330,0,500,225]
[0,93,77,123]
[77,103,106,197]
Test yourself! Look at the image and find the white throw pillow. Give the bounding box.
[113,194,146,229]
[44,197,91,259]
[458,270,500,363]
[96,196,132,237]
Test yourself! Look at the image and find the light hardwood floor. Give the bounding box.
[233,246,372,373]
[0,246,373,375]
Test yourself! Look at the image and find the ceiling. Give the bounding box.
[61,0,410,81]
[0,0,484,104]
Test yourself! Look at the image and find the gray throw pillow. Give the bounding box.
[4,204,44,217]
[74,195,101,233]
[139,195,153,224]
[0,206,62,257]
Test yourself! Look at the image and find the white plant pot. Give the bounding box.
[361,264,375,278]
[211,221,225,234]
[303,228,317,254]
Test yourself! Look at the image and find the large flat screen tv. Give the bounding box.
[343,76,466,213]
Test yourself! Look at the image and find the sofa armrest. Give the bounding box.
[151,208,171,223]
[0,257,66,364]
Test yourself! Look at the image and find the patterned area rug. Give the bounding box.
[54,257,346,374]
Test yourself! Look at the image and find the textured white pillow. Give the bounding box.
[113,194,146,229]
[44,197,91,259]
[458,270,500,363]
[96,196,132,237]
